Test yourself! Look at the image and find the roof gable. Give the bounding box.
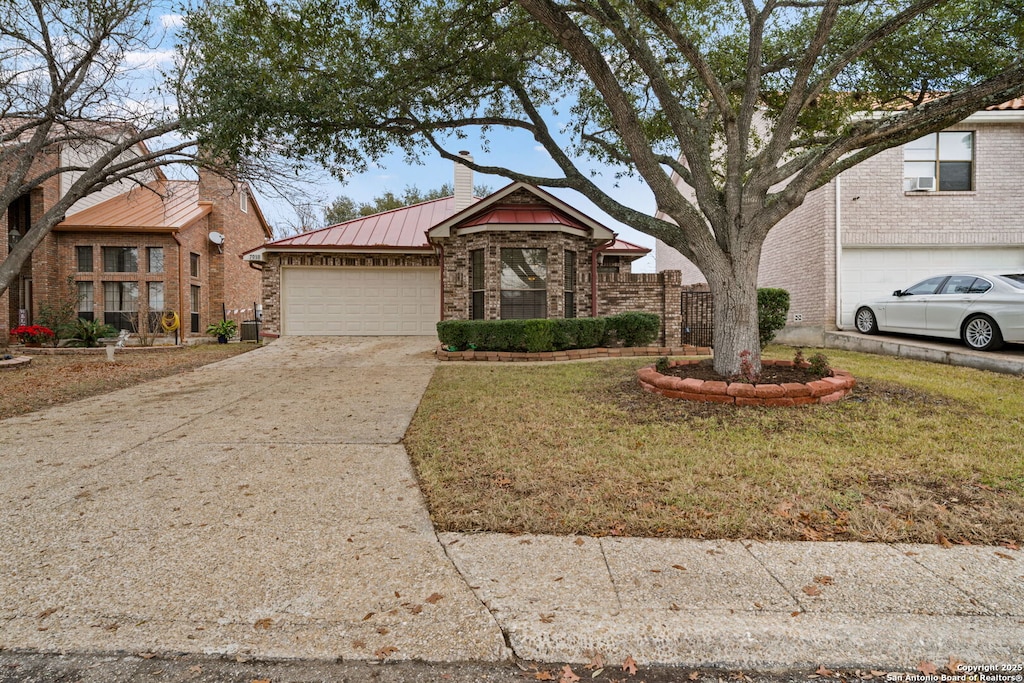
[427,182,616,241]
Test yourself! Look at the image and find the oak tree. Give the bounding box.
[182,0,1024,374]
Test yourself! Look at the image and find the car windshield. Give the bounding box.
[996,274,1024,289]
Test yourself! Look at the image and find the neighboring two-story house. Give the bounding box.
[2,138,272,344]
[656,99,1024,344]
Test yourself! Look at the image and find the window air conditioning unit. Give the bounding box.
[909,176,936,191]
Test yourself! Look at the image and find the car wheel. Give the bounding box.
[961,314,1004,351]
[855,307,879,334]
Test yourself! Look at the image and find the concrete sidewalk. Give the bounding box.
[1,336,1021,671]
[442,534,1024,668]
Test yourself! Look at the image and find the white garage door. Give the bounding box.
[840,247,1024,327]
[282,267,439,335]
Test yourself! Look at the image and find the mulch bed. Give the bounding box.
[659,358,826,384]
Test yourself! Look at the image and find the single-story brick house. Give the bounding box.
[245,158,692,341]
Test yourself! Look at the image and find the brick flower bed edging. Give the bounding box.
[436,344,712,362]
[637,359,856,407]
[0,356,31,370]
[11,345,179,356]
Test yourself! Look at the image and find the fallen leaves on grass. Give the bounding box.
[622,655,637,675]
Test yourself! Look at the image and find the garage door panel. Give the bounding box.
[840,248,1024,327]
[282,267,439,336]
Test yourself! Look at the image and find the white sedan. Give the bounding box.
[853,272,1024,351]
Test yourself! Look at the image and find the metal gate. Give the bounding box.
[681,291,714,347]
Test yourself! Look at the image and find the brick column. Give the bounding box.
[661,269,682,346]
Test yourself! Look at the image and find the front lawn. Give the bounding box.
[0,343,257,421]
[404,348,1024,544]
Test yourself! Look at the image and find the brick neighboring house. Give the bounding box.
[656,99,1024,345]
[246,157,690,344]
[2,141,273,344]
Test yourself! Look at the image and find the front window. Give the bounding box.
[904,131,973,191]
[103,281,137,330]
[564,250,576,318]
[470,249,485,320]
[103,247,138,273]
[500,248,547,319]
[190,285,201,333]
[76,246,93,272]
[77,281,94,321]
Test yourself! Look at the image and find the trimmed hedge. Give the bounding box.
[437,314,655,353]
[602,311,660,347]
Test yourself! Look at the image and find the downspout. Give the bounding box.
[172,232,186,343]
[591,239,615,317]
[834,176,844,330]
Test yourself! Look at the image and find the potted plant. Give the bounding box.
[10,324,55,347]
[206,319,237,343]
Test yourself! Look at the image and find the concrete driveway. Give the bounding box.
[0,337,507,661]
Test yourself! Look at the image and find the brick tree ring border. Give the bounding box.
[637,359,856,407]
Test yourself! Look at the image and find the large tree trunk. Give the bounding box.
[707,249,762,378]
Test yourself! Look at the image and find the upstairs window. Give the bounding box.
[904,131,973,192]
[500,248,547,320]
[102,247,137,272]
[76,246,93,272]
[148,247,164,273]
[190,252,200,278]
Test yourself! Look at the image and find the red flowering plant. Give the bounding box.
[10,325,55,345]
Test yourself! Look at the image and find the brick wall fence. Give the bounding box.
[585,270,710,346]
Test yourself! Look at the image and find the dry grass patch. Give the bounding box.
[0,344,257,420]
[404,349,1024,544]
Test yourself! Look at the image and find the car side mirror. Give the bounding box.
[892,290,903,296]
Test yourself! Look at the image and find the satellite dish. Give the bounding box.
[209,231,225,245]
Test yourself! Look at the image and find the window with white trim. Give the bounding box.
[903,131,973,192]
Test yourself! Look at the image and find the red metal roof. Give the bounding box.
[258,192,651,254]
[267,196,460,250]
[607,238,649,253]
[56,180,209,230]
[457,205,590,231]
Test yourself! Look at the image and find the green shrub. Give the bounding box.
[552,317,606,350]
[66,318,116,348]
[603,312,660,347]
[438,316,609,352]
[522,319,554,353]
[757,287,791,349]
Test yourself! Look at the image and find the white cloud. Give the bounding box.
[160,14,184,28]
[123,49,176,69]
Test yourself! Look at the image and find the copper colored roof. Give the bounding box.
[457,205,590,231]
[57,180,209,230]
[267,196,462,251]
[986,97,1024,111]
[257,190,651,254]
[607,238,650,254]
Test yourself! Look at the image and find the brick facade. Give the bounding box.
[1,162,269,344]
[656,117,1024,342]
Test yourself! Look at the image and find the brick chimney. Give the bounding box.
[454,151,474,211]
